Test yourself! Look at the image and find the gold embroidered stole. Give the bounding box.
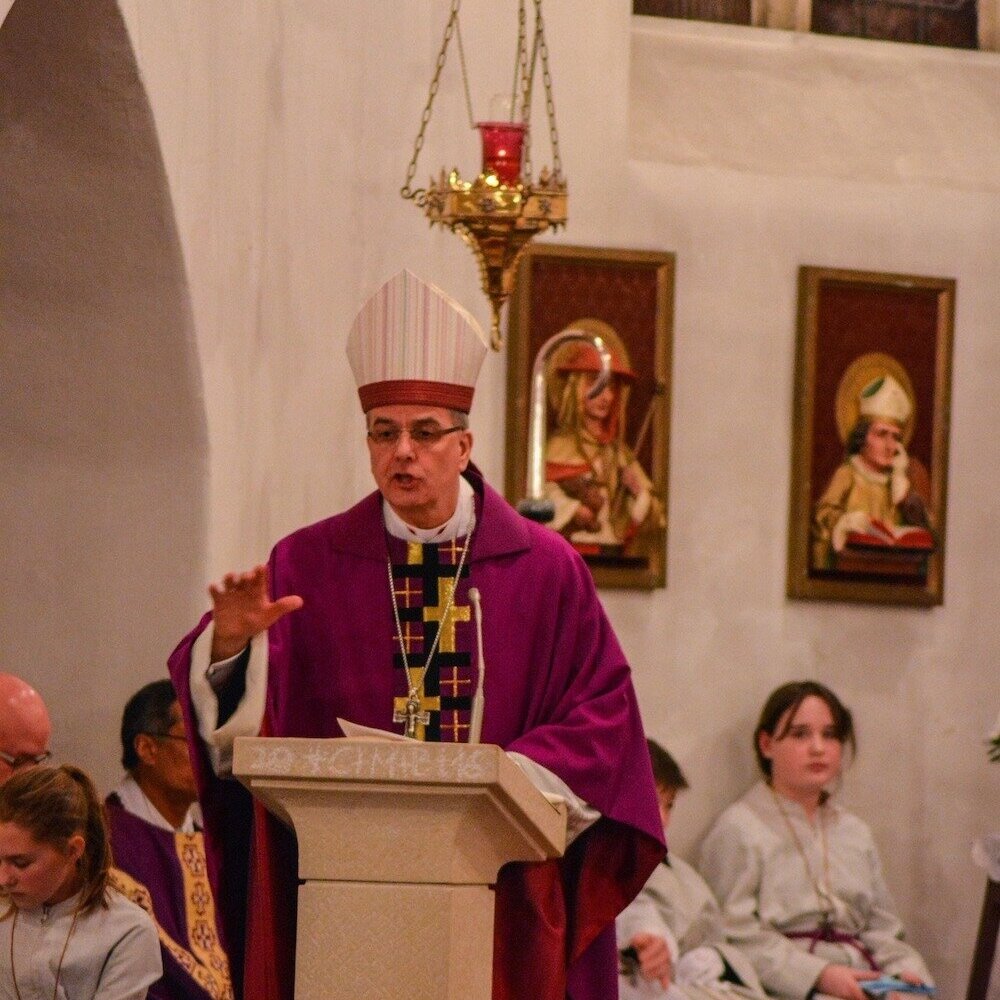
[109,829,233,1000]
[389,537,474,742]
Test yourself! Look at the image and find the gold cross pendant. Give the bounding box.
[393,691,431,739]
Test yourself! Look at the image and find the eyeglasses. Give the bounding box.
[0,749,52,770]
[367,424,464,448]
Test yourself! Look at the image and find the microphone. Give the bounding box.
[468,587,486,744]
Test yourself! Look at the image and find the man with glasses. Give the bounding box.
[0,673,51,782]
[169,270,663,1000]
[105,679,232,1000]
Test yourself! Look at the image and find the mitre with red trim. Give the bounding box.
[346,270,488,414]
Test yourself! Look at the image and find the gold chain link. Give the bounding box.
[535,0,562,179]
[523,5,541,181]
[508,2,525,124]
[400,0,465,204]
[455,20,476,129]
[515,1,532,179]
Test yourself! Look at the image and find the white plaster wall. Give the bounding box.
[619,21,1000,996]
[115,0,519,576]
[2,1,997,996]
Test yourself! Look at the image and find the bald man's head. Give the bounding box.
[0,674,51,780]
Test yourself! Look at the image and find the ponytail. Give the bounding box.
[0,764,111,913]
[62,765,112,912]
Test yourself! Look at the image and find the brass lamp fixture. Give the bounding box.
[400,0,567,350]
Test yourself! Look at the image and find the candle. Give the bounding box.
[476,122,527,185]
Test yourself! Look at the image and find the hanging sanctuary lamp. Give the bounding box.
[400,0,568,350]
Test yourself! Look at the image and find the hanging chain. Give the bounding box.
[535,0,563,181]
[454,20,476,130]
[524,7,542,181]
[519,0,564,185]
[516,2,531,117]
[400,0,564,201]
[509,1,526,125]
[400,0,464,204]
[517,0,535,180]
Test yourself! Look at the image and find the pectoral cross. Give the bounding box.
[393,689,432,739]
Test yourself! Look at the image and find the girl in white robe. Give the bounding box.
[0,764,162,999]
[699,681,932,1000]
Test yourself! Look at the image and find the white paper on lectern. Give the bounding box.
[336,718,414,742]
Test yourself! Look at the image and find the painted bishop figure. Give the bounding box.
[168,269,664,1000]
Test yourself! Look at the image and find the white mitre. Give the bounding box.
[858,373,911,426]
[346,269,488,414]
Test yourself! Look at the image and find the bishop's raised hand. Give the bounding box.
[208,563,303,662]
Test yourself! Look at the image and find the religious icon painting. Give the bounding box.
[505,243,674,590]
[786,266,956,606]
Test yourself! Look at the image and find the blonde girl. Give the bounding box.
[0,764,161,1000]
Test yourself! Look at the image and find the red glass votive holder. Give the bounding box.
[476,121,527,185]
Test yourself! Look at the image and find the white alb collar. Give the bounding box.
[115,774,202,834]
[382,476,476,543]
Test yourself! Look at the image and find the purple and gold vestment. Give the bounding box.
[105,794,233,1000]
[169,467,663,1000]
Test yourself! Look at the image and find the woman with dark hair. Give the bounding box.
[699,682,932,1000]
[0,764,161,999]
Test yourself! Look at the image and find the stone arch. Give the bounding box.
[0,0,207,785]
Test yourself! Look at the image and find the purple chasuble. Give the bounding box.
[169,466,664,1000]
[105,794,233,1000]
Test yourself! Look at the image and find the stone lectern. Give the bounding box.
[233,736,568,1000]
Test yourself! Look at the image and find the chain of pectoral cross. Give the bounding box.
[386,527,473,739]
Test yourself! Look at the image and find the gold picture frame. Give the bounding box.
[505,243,674,590]
[787,266,955,606]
